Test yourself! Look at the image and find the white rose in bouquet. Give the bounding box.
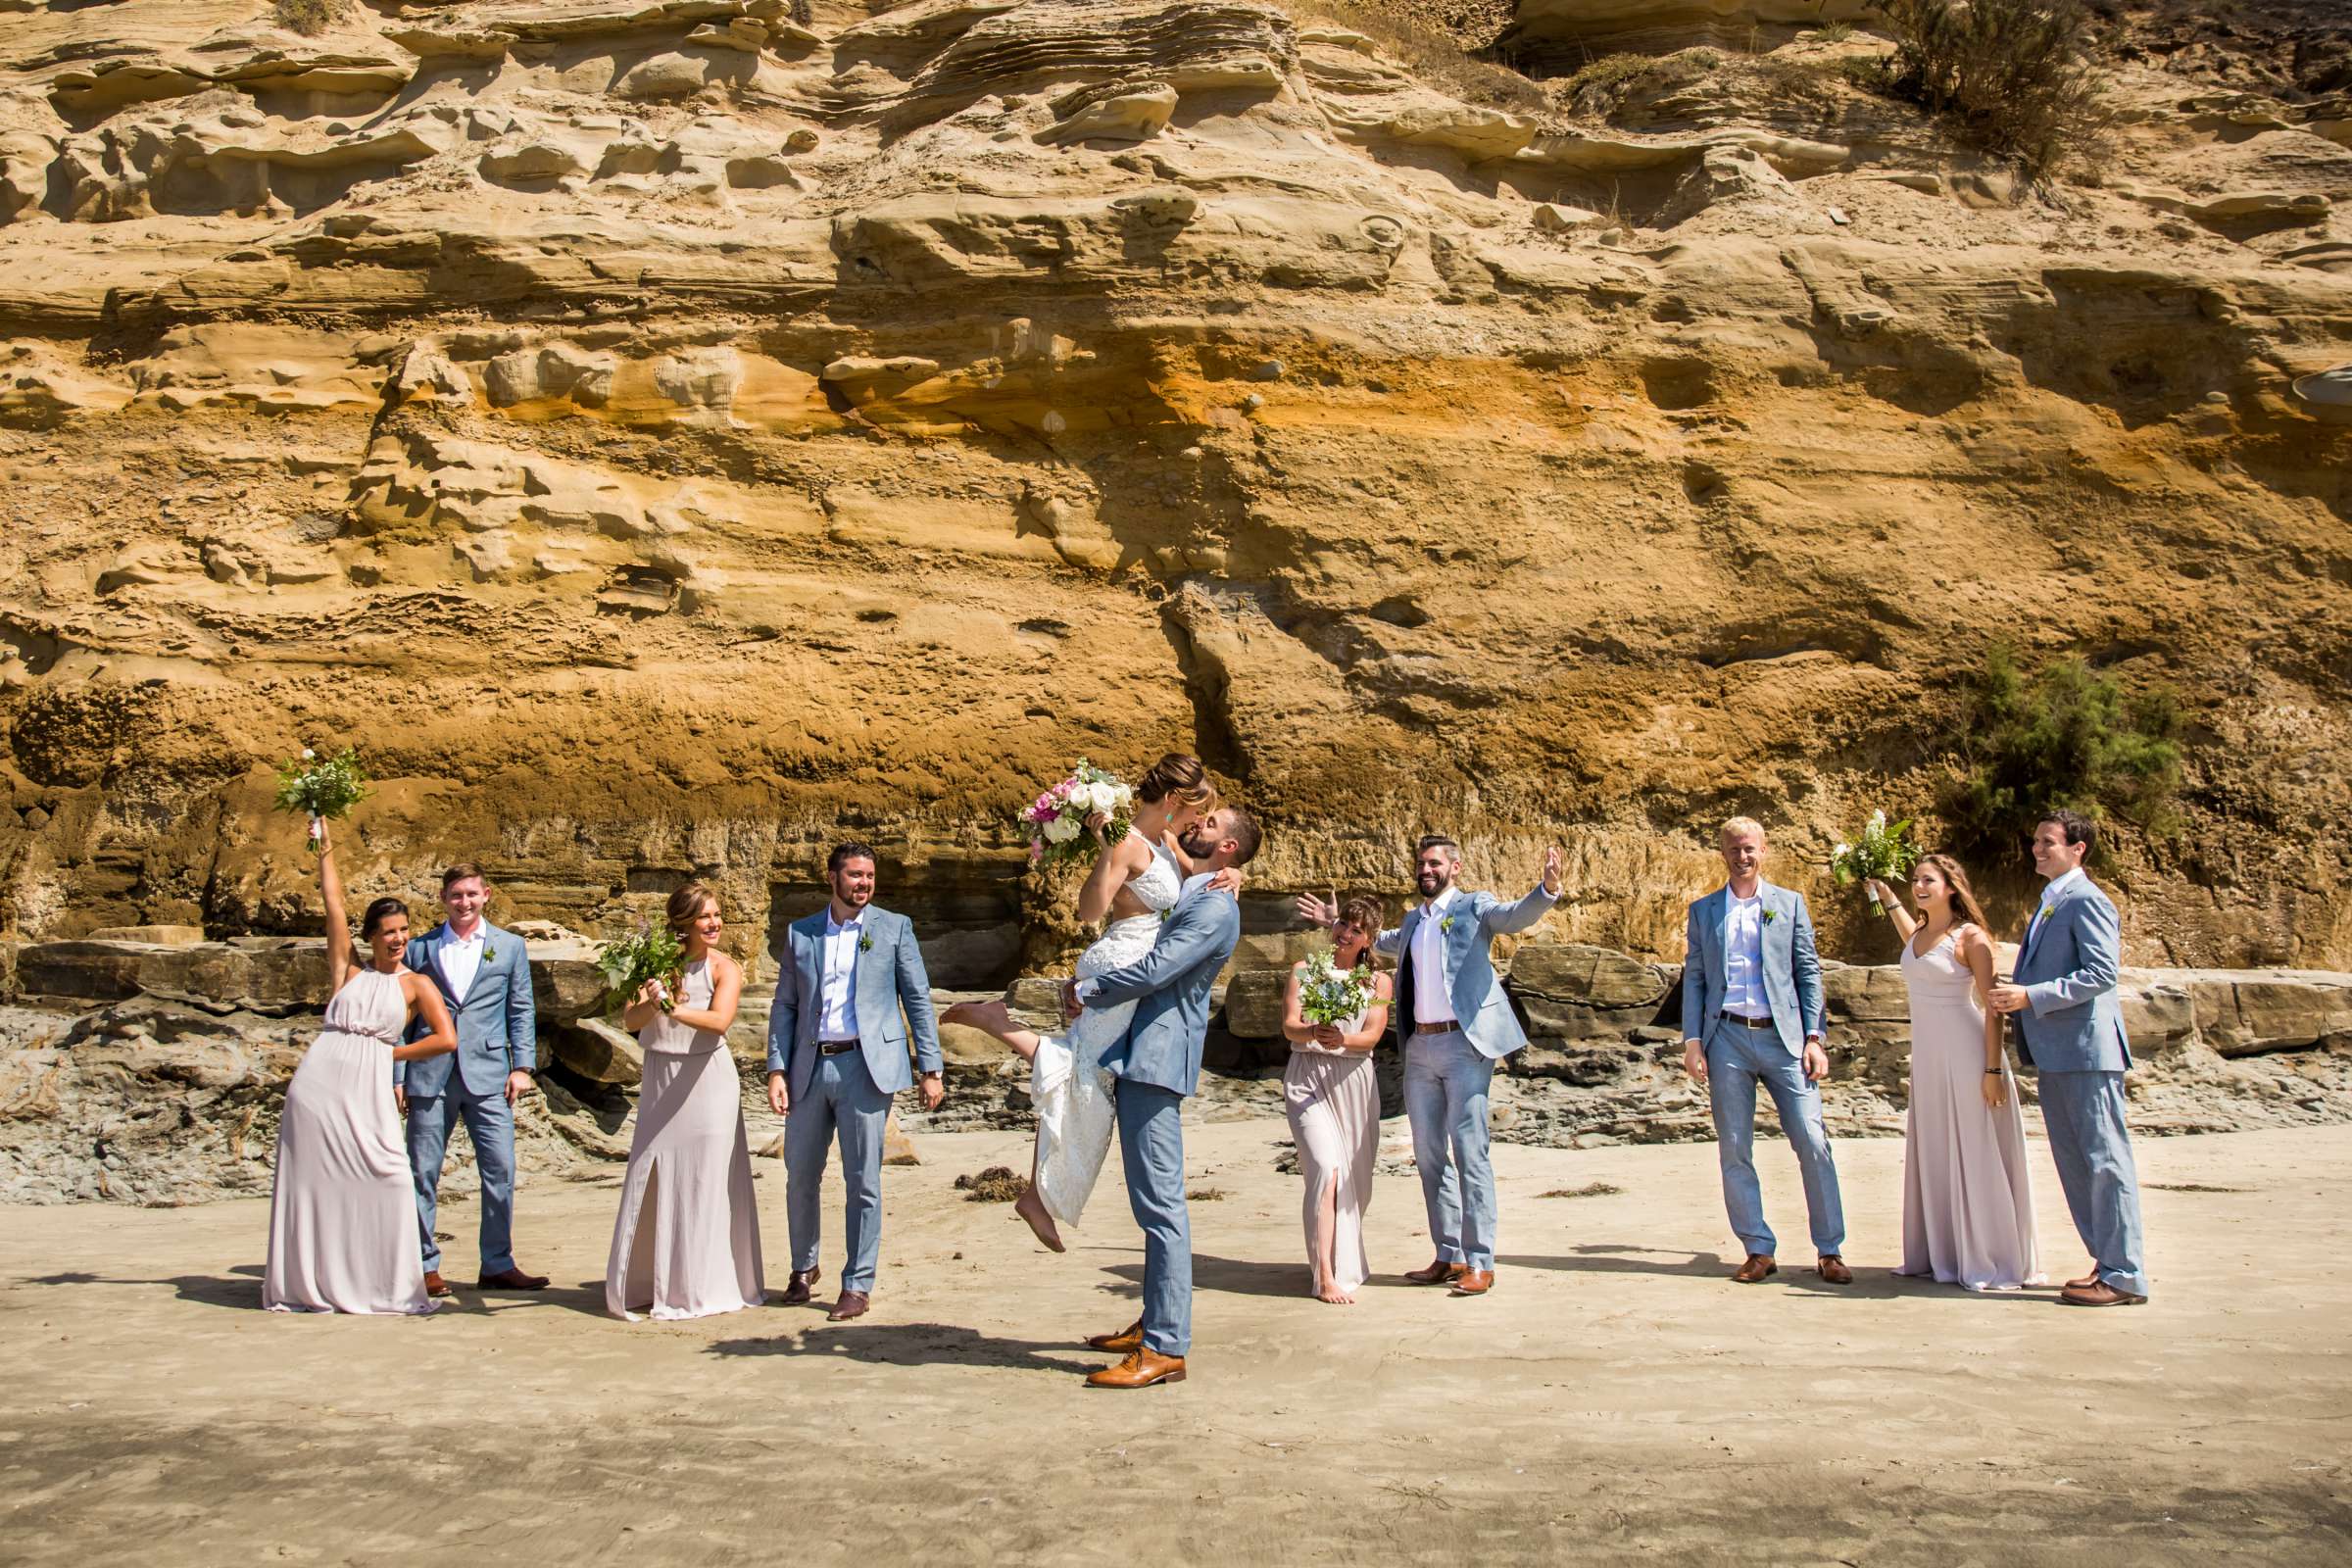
[1043,814,1081,844]
[1067,781,1100,815]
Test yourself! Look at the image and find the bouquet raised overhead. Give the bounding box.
[597,919,686,1014]
[1296,949,1378,1037]
[273,746,370,852]
[1021,759,1137,869]
[1830,809,1923,913]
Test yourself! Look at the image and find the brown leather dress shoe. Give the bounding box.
[1450,1269,1495,1296]
[2065,1271,2099,1291]
[2060,1280,2147,1307]
[1086,1348,1187,1389]
[781,1267,821,1306]
[1086,1320,1145,1353]
[1816,1254,1854,1286]
[827,1290,871,1322]
[1404,1259,1468,1286]
[1733,1253,1779,1284]
[477,1267,549,1291]
[422,1270,454,1299]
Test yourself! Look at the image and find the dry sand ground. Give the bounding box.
[3,1118,2348,1565]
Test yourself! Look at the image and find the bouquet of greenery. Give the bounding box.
[273,746,371,852]
[597,920,686,1014]
[1830,809,1924,913]
[1021,759,1139,869]
[1297,949,1377,1035]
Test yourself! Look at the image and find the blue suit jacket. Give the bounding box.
[765,905,942,1101]
[2011,874,2132,1072]
[1681,883,1825,1055]
[1085,881,1242,1099]
[399,922,536,1098]
[1372,884,1557,1060]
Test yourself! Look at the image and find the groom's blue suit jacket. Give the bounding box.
[1680,883,1825,1056]
[1084,880,1242,1099]
[1372,885,1557,1059]
[765,905,943,1101]
[2010,876,2132,1073]
[399,921,537,1099]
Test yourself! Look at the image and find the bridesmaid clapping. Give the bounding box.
[1870,858,2044,1292]
[265,821,457,1314]
[1278,899,1393,1304]
[605,882,766,1321]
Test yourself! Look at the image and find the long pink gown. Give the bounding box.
[1896,930,2044,1291]
[605,958,765,1320]
[264,966,436,1314]
[1282,984,1378,1295]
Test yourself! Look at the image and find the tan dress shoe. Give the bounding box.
[422,1270,454,1299]
[1816,1255,1853,1286]
[2060,1280,2146,1307]
[1086,1348,1187,1389]
[1404,1259,1468,1286]
[781,1268,821,1306]
[1450,1269,1495,1297]
[1086,1320,1145,1353]
[477,1267,549,1291]
[827,1291,871,1322]
[1733,1253,1779,1284]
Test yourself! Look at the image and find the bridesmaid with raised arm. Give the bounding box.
[605,882,765,1321]
[1868,858,2044,1292]
[265,821,457,1314]
[1279,897,1393,1304]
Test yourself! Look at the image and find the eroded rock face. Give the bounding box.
[0,0,2348,988]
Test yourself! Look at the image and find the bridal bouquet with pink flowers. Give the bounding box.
[1022,760,1137,869]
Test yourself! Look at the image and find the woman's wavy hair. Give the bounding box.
[1914,853,1990,934]
[665,881,719,933]
[1135,753,1216,813]
[1334,896,1386,969]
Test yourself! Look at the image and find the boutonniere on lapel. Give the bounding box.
[1761,909,1779,927]
[1159,909,1172,924]
[482,938,498,961]
[858,934,874,954]
[1440,913,1456,934]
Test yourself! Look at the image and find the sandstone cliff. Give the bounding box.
[1,0,2349,983]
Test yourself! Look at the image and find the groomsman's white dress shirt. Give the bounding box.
[2027,867,2086,956]
[1721,892,1769,1019]
[439,925,485,1004]
[819,910,864,1039]
[1412,887,1460,1024]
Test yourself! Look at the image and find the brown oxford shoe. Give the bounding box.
[1086,1348,1187,1389]
[1086,1320,1145,1353]
[1733,1253,1779,1284]
[422,1270,454,1299]
[1816,1255,1854,1286]
[781,1267,821,1306]
[827,1291,871,1322]
[1404,1259,1468,1286]
[1450,1269,1495,1297]
[2060,1280,2147,1307]
[477,1267,549,1291]
[2065,1271,2099,1291]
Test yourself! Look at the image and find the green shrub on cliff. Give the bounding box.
[1943,645,2182,858]
[1859,0,2105,175]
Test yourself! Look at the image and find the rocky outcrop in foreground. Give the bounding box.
[4,928,2343,1203]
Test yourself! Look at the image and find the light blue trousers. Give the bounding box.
[1705,1017,1845,1258]
[1404,1029,1498,1272]
[1114,1079,1191,1357]
[406,1084,517,1276]
[2036,1070,2150,1298]
[784,1051,894,1293]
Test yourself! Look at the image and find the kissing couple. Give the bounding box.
[946,755,1262,1388]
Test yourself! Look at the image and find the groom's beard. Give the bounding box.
[1179,826,1217,860]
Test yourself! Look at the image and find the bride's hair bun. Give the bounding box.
[1136,753,1215,809]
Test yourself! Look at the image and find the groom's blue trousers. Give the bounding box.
[405,1082,518,1276]
[784,1049,893,1293]
[2036,1070,2149,1298]
[1705,1017,1845,1258]
[1114,1078,1191,1357]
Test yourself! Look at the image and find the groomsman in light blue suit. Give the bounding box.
[1303,835,1563,1298]
[1679,818,1850,1286]
[1066,806,1261,1390]
[1987,808,2148,1305]
[399,861,545,1296]
[765,842,943,1324]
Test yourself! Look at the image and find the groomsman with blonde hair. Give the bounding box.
[1680,817,1849,1286]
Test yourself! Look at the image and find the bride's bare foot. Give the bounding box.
[939,999,1041,1062]
[1013,1186,1065,1253]
[1313,1280,1354,1305]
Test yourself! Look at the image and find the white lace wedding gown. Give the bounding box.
[1031,831,1184,1228]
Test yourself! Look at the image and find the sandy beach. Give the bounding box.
[4,1116,2347,1564]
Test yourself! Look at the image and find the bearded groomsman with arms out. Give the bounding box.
[399,862,548,1298]
[1681,817,1850,1286]
[766,842,945,1324]
[1298,835,1564,1298]
[1985,809,2149,1306]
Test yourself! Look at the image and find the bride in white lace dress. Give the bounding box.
[944,755,1235,1252]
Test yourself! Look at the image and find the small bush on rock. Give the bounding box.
[274,0,354,35]
[1943,643,2183,860]
[1866,0,2105,175]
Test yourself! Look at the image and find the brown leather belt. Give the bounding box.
[1720,1011,1775,1029]
[1414,1020,1460,1036]
[816,1040,860,1054]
